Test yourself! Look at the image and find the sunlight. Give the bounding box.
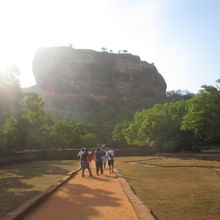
[0,0,111,86]
[0,0,165,88]
[0,0,216,92]
[1,1,220,218]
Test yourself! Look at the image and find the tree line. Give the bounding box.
[112,81,220,152]
[0,68,101,155]
[1,65,219,154]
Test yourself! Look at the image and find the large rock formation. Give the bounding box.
[31,46,167,120]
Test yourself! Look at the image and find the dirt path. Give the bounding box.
[23,168,139,220]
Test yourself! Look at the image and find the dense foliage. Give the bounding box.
[113,82,220,152]
[181,85,220,142]
[0,66,219,153]
[0,68,100,154]
[0,91,100,153]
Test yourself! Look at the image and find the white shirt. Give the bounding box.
[106,150,114,160]
[77,151,84,159]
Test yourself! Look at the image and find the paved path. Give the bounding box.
[23,168,139,220]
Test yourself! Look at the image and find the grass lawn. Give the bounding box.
[0,160,79,218]
[116,156,220,220]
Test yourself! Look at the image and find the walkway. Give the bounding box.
[23,168,139,220]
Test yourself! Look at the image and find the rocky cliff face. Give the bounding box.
[31,46,167,120]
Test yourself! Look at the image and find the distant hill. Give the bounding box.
[26,47,167,122]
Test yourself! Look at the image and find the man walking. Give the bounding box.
[94,148,104,175]
[106,148,115,174]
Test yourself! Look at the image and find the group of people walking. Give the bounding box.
[77,145,115,177]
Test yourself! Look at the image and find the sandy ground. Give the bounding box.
[23,166,138,220]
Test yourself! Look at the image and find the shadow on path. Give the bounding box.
[25,182,121,220]
[0,160,77,218]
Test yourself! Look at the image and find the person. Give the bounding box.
[106,148,115,174]
[77,148,85,161]
[87,151,94,169]
[94,148,104,175]
[81,149,92,177]
[102,149,108,168]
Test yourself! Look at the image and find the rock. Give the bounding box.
[31,46,167,120]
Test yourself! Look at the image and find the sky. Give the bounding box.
[0,0,220,93]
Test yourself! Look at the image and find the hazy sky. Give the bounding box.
[0,0,220,93]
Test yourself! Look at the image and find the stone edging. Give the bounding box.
[115,169,157,220]
[1,168,81,220]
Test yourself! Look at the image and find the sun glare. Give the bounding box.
[1,0,217,92]
[0,0,177,89]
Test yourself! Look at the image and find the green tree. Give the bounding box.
[19,93,52,149]
[0,126,6,154]
[123,100,193,152]
[166,90,194,102]
[81,133,98,148]
[112,120,130,146]
[21,93,51,126]
[1,115,29,152]
[0,64,23,124]
[181,84,220,142]
[0,92,53,151]
[51,120,85,149]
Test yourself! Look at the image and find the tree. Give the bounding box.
[0,64,23,120]
[101,47,107,52]
[181,84,220,142]
[1,115,29,152]
[0,127,6,154]
[112,120,130,146]
[21,93,52,126]
[123,100,193,152]
[1,92,53,150]
[51,120,86,149]
[81,133,98,148]
[166,90,194,102]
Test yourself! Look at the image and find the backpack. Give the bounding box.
[108,151,114,159]
[95,151,103,161]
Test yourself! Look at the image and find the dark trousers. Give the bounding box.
[81,161,92,177]
[108,159,114,173]
[96,161,103,175]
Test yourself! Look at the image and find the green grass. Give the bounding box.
[116,156,220,220]
[0,160,79,218]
